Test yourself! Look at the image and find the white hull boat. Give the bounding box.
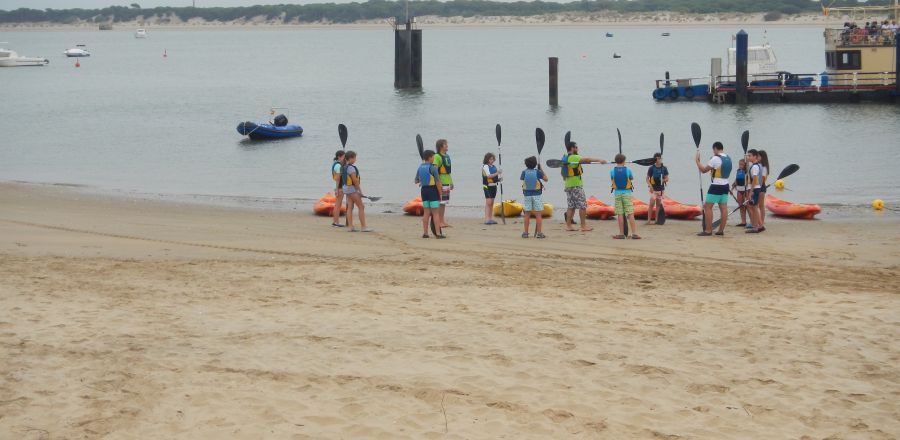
[135,29,147,38]
[0,44,49,67]
[64,45,90,57]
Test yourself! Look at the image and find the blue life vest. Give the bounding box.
[482,164,499,186]
[522,169,543,193]
[331,160,342,183]
[341,164,359,187]
[417,163,436,187]
[649,165,667,187]
[712,154,732,180]
[735,168,746,186]
[611,166,632,192]
[560,154,582,179]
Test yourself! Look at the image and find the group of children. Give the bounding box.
[329,137,772,239]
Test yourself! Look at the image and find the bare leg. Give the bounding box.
[579,209,592,231]
[523,212,531,235]
[628,214,637,236]
[737,192,746,224]
[346,196,355,230]
[355,194,366,229]
[484,198,494,222]
[332,190,344,225]
[565,208,577,231]
[758,193,767,227]
[617,214,625,236]
[422,208,431,235]
[535,213,543,234]
[716,203,727,233]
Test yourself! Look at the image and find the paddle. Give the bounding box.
[361,195,381,202]
[535,128,546,236]
[545,158,655,168]
[655,132,666,225]
[617,128,628,236]
[339,124,349,226]
[711,164,800,229]
[416,134,437,236]
[496,124,506,225]
[691,122,705,232]
[564,131,572,149]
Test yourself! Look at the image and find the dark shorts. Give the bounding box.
[483,185,497,199]
[749,188,762,206]
[421,186,440,203]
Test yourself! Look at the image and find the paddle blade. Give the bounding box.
[632,158,656,166]
[564,131,571,149]
[656,202,666,225]
[545,159,565,168]
[416,134,424,159]
[776,164,800,181]
[535,128,545,154]
[495,124,502,146]
[617,128,623,154]
[741,130,749,154]
[659,132,664,156]
[366,196,382,202]
[691,122,701,148]
[338,124,348,148]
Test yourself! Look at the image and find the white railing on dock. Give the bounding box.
[714,71,897,92]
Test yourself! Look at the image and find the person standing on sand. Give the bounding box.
[611,154,640,239]
[562,141,607,232]
[645,152,668,225]
[341,151,371,232]
[745,149,764,233]
[432,139,453,228]
[415,150,444,239]
[756,149,770,231]
[731,157,749,227]
[695,141,732,236]
[520,156,548,239]
[331,150,346,228]
[482,152,501,225]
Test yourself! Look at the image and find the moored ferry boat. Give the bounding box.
[652,0,899,104]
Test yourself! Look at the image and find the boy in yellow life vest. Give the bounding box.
[611,154,640,239]
[520,156,549,239]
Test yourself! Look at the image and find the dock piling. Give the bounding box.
[549,57,559,106]
[896,32,899,94]
[394,19,422,89]
[735,30,748,104]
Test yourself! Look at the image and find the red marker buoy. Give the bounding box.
[75,59,80,68]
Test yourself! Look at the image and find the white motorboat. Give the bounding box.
[64,44,90,57]
[134,29,147,38]
[0,43,49,67]
[727,43,778,77]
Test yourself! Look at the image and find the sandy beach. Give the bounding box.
[1,181,898,439]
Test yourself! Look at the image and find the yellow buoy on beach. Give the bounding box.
[872,199,884,210]
[774,179,785,190]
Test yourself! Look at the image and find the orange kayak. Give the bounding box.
[661,197,702,220]
[314,200,345,216]
[586,200,615,220]
[632,197,649,219]
[766,195,821,219]
[403,197,424,216]
[320,192,337,203]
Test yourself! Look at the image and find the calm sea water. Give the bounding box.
[2,26,899,214]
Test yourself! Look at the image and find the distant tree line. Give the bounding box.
[0,0,886,25]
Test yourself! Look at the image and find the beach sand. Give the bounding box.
[1,182,898,439]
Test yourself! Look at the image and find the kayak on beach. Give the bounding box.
[313,192,346,216]
[766,195,821,219]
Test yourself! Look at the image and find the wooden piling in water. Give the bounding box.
[394,19,422,89]
[735,30,748,104]
[549,57,559,106]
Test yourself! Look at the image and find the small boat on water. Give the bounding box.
[135,29,147,38]
[0,43,49,67]
[605,32,614,37]
[661,32,671,36]
[64,45,90,57]
[237,112,303,140]
[613,53,622,59]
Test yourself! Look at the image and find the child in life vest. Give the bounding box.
[732,158,748,227]
[611,154,640,239]
[482,152,501,225]
[520,156,548,238]
[415,150,445,239]
[342,151,370,232]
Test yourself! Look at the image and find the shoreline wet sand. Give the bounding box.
[1,181,898,439]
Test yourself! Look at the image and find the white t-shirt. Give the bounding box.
[750,163,762,189]
[707,155,729,186]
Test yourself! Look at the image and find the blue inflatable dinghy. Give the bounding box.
[237,114,303,140]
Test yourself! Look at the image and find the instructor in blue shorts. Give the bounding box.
[695,141,732,236]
